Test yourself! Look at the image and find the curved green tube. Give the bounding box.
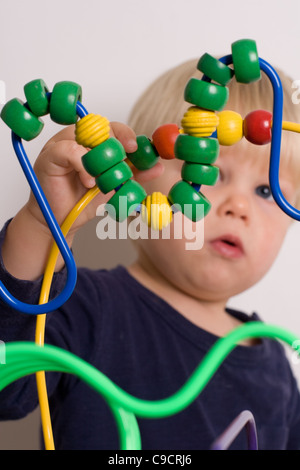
[0,321,298,449]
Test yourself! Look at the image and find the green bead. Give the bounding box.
[106,179,147,222]
[0,98,44,141]
[168,180,211,221]
[126,135,159,170]
[181,162,219,186]
[231,39,261,83]
[184,78,228,111]
[24,79,49,116]
[82,138,125,177]
[197,53,234,86]
[96,161,133,194]
[175,134,219,164]
[50,81,82,124]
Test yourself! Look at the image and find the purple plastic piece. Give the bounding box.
[210,410,258,450]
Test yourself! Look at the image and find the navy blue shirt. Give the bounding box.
[1,222,300,450]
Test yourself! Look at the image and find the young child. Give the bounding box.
[1,56,300,450]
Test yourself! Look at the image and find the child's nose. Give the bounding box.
[217,193,250,223]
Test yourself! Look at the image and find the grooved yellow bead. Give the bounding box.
[217,110,243,145]
[75,113,110,148]
[181,106,219,137]
[141,192,172,231]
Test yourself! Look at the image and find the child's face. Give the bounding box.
[135,139,298,303]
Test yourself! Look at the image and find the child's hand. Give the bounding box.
[2,121,164,280]
[26,122,164,236]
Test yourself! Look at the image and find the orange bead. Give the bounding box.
[152,124,180,159]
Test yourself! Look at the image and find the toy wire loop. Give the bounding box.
[1,39,300,450]
[2,132,77,314]
[1,321,299,450]
[217,54,300,220]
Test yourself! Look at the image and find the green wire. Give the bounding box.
[1,321,299,449]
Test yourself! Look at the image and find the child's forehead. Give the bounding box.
[221,129,293,161]
[218,139,270,172]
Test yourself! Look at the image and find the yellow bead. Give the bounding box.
[216,110,243,146]
[141,192,172,231]
[75,113,110,148]
[181,106,219,137]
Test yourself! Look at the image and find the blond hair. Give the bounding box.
[128,58,300,208]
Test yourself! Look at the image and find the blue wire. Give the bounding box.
[204,53,300,221]
[0,133,77,314]
[76,101,89,118]
[0,99,90,314]
[259,59,300,220]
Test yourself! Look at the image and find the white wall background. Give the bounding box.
[1,0,300,448]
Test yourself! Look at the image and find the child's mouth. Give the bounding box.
[210,235,244,259]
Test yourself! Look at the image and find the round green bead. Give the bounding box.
[82,138,125,177]
[181,162,219,186]
[197,53,234,86]
[50,81,82,124]
[105,179,147,222]
[96,161,133,194]
[168,180,211,221]
[184,78,229,111]
[174,134,219,164]
[0,98,44,141]
[231,39,261,83]
[24,79,49,116]
[126,135,159,170]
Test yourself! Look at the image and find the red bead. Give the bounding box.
[243,110,272,145]
[152,124,180,159]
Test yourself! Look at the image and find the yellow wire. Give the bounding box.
[282,121,300,133]
[35,185,100,450]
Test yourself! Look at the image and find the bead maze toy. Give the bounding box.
[1,38,300,450]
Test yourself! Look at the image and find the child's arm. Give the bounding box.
[0,120,165,423]
[1,123,163,281]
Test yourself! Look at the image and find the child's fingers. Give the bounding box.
[44,122,137,152]
[110,121,138,153]
[41,125,77,149]
[39,123,164,188]
[109,122,166,182]
[37,139,95,188]
[131,160,165,183]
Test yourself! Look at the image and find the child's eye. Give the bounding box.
[255,184,274,201]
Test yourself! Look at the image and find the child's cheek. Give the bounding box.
[256,223,286,265]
